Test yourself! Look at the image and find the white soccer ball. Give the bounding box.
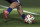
[24,14,35,24]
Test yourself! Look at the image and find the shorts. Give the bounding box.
[5,0,22,5]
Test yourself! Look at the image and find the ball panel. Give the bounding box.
[24,14,35,24]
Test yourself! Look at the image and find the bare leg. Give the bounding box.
[10,2,20,9]
[3,2,20,20]
[17,5,24,15]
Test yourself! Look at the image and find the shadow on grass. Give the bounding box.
[0,13,40,25]
[7,17,23,22]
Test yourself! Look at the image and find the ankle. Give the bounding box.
[4,10,9,14]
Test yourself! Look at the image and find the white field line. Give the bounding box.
[0,5,8,8]
[0,5,40,15]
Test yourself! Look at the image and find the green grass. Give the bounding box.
[0,7,40,27]
[0,0,40,27]
[23,7,40,14]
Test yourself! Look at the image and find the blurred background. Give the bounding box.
[0,0,40,27]
[0,0,40,7]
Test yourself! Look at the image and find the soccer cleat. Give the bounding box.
[3,10,8,21]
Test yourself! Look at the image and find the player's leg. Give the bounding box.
[17,5,26,19]
[3,2,20,20]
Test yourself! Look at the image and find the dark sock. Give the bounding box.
[7,8,12,13]
[22,14,26,19]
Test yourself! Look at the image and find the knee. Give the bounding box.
[17,9,21,11]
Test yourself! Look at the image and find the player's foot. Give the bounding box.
[3,10,8,21]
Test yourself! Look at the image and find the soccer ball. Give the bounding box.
[24,14,35,24]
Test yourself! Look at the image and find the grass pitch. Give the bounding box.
[0,7,40,27]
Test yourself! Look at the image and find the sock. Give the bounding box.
[7,7,12,13]
[22,14,26,19]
